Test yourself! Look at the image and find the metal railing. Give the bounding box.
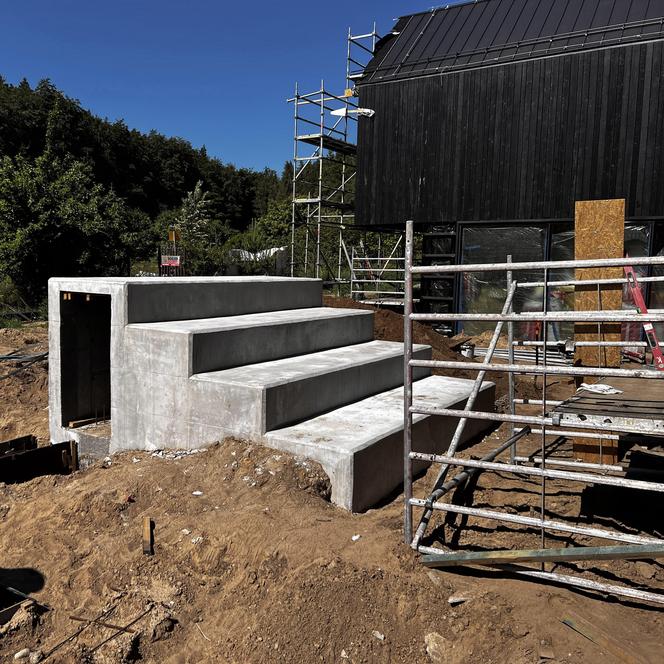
[350,237,406,305]
[402,219,664,606]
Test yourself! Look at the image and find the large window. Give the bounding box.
[458,221,663,340]
[459,225,545,337]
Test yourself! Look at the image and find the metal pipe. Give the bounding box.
[519,275,664,288]
[514,340,663,348]
[411,311,664,322]
[408,454,664,492]
[417,550,664,605]
[411,255,664,274]
[518,427,620,441]
[513,399,564,406]
[540,266,549,552]
[514,455,623,472]
[352,267,405,272]
[499,566,664,606]
[507,256,516,463]
[411,281,519,548]
[428,408,550,429]
[514,455,664,478]
[410,428,531,549]
[352,279,406,284]
[409,500,662,545]
[290,82,299,278]
[410,359,664,379]
[403,221,414,545]
[351,290,406,297]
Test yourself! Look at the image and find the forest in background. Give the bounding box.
[0,77,297,307]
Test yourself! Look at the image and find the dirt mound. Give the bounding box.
[0,324,49,443]
[322,296,548,402]
[1,437,662,663]
[0,323,48,355]
[323,295,461,362]
[467,329,509,349]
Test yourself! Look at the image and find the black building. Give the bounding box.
[353,0,664,327]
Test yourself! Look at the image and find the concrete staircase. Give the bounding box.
[49,276,495,511]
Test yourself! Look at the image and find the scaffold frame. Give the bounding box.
[402,219,664,606]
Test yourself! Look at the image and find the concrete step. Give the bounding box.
[123,276,323,324]
[126,307,374,374]
[188,340,432,440]
[264,375,496,511]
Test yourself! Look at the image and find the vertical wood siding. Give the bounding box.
[356,42,664,226]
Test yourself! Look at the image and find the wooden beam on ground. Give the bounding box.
[142,517,154,555]
[67,417,99,429]
[574,199,624,463]
[420,543,664,568]
[562,612,646,664]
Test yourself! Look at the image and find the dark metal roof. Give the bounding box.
[360,0,664,84]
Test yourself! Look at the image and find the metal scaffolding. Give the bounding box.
[350,235,406,306]
[288,81,356,284]
[402,220,664,606]
[288,25,381,287]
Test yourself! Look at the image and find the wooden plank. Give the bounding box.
[69,440,79,472]
[67,417,98,429]
[574,198,624,463]
[142,517,154,555]
[0,434,37,457]
[562,612,648,664]
[420,543,664,569]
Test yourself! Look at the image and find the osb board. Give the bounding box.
[573,199,625,463]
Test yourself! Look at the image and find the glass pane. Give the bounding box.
[549,223,575,340]
[460,226,546,337]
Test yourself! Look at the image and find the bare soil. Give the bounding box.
[0,323,49,443]
[1,309,663,663]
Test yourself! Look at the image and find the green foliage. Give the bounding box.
[254,199,291,246]
[0,78,262,224]
[0,152,153,301]
[0,77,294,302]
[178,180,212,242]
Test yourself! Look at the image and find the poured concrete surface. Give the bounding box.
[265,376,496,511]
[48,276,324,449]
[190,341,431,437]
[127,307,374,373]
[48,276,493,511]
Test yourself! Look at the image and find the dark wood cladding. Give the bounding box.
[356,41,664,226]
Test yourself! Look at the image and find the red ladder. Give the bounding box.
[623,265,664,370]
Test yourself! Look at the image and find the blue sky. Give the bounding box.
[0,1,439,173]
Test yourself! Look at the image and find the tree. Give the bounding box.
[0,153,150,302]
[254,199,291,246]
[177,180,211,242]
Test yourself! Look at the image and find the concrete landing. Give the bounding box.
[190,340,432,436]
[127,307,374,373]
[264,375,496,511]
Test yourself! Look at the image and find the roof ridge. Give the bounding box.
[396,0,494,22]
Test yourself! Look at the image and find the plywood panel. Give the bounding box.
[574,199,624,368]
[573,199,624,463]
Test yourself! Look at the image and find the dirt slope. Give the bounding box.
[0,324,49,443]
[1,310,663,662]
[1,439,662,663]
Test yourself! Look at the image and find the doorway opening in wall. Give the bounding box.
[60,292,111,435]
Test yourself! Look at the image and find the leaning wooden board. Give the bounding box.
[574,199,624,463]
